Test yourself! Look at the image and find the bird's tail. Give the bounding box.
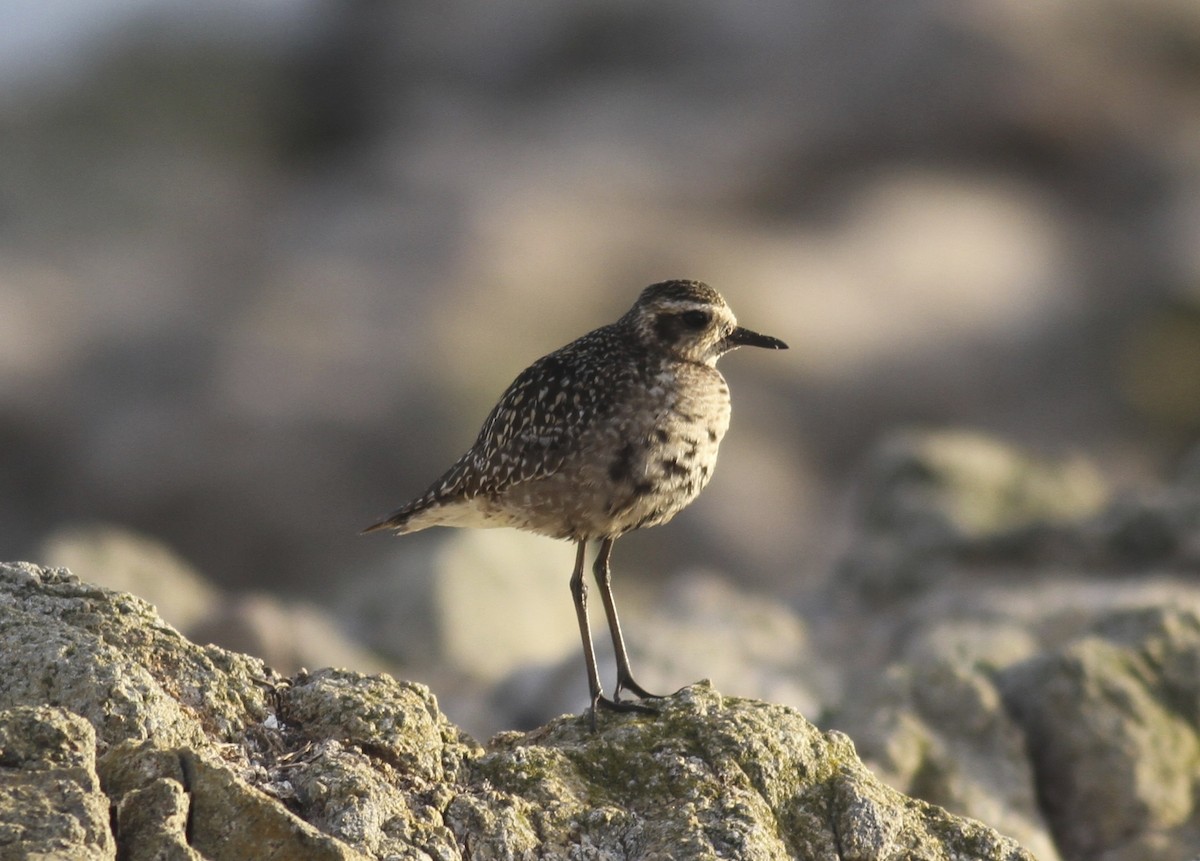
[360,508,415,535]
[361,487,448,534]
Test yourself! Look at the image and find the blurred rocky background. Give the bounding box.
[4,2,1200,858]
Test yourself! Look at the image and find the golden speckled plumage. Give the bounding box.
[364,279,787,724]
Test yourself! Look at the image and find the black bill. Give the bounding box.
[726,326,788,350]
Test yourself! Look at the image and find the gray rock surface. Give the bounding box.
[1001,607,1200,861]
[829,429,1200,861]
[842,656,1059,861]
[39,522,392,677]
[0,561,1033,860]
[839,429,1110,600]
[500,571,833,732]
[0,705,114,860]
[340,529,581,678]
[836,594,1200,861]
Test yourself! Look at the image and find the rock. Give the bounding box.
[0,705,114,860]
[38,524,389,679]
[340,529,581,679]
[821,428,1200,861]
[840,654,1060,861]
[629,572,835,714]
[111,775,201,861]
[842,429,1200,607]
[840,429,1109,598]
[1092,467,1200,568]
[39,523,220,632]
[189,592,394,677]
[857,430,1108,542]
[102,741,372,861]
[182,753,370,861]
[496,571,833,733]
[0,562,271,753]
[447,684,1033,860]
[0,560,1035,859]
[839,588,1200,861]
[830,572,1200,861]
[1001,606,1200,861]
[265,669,475,859]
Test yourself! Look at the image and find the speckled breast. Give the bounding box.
[495,361,733,541]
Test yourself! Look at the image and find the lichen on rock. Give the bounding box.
[0,561,1034,859]
[0,705,114,860]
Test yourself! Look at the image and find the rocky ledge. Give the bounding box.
[0,561,1031,860]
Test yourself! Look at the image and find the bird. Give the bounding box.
[363,279,788,725]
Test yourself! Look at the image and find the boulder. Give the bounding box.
[1001,607,1200,861]
[339,530,581,679]
[39,523,220,632]
[0,561,1033,860]
[39,523,391,678]
[498,571,833,732]
[841,649,1060,861]
[0,706,114,860]
[839,429,1108,599]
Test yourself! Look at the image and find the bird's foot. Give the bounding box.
[614,674,668,703]
[595,694,657,714]
[589,691,657,730]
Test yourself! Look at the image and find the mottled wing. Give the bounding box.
[362,326,633,533]
[462,337,624,495]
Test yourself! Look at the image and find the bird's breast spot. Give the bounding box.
[661,457,688,477]
[607,442,637,482]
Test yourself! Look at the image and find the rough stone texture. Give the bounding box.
[39,522,392,678]
[822,429,1200,861]
[0,561,271,754]
[449,687,1031,860]
[39,523,221,633]
[112,775,202,861]
[1001,607,1200,861]
[843,654,1060,861]
[0,561,1033,860]
[0,705,114,860]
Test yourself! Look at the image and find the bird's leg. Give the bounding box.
[570,542,605,713]
[594,537,665,703]
[570,541,654,728]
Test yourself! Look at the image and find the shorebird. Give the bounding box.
[364,280,788,724]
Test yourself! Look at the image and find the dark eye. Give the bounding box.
[681,310,710,329]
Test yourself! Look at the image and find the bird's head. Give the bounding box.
[622,280,788,366]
